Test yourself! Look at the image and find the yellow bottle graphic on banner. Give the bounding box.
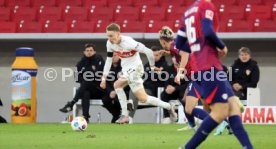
[11,47,38,123]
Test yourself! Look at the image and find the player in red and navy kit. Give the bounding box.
[175,0,253,148]
[159,26,209,130]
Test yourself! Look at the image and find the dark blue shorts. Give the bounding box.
[189,68,235,104]
[187,81,203,99]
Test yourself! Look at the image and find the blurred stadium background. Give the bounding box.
[0,0,276,124]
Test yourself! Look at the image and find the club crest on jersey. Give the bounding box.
[92,65,96,70]
[222,93,228,100]
[205,10,214,20]
[246,69,251,76]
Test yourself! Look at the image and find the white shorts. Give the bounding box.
[120,64,144,92]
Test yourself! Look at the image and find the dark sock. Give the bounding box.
[185,111,196,127]
[182,101,195,127]
[191,108,209,120]
[229,115,253,149]
[185,116,218,149]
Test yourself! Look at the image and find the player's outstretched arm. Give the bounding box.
[175,51,189,85]
[175,28,188,50]
[101,56,112,89]
[201,18,225,50]
[175,29,191,84]
[101,43,113,89]
[175,27,190,70]
[136,42,157,70]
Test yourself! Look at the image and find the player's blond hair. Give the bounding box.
[106,23,121,32]
[159,26,174,41]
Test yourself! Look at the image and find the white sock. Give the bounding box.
[115,88,128,116]
[145,96,171,110]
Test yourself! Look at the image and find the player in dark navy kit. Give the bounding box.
[175,0,253,148]
[159,26,209,130]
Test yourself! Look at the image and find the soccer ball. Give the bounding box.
[71,116,87,131]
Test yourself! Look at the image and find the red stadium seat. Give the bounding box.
[94,20,110,32]
[146,20,174,32]
[213,0,237,8]
[213,0,237,5]
[245,5,272,20]
[218,20,228,32]
[68,21,95,33]
[42,21,68,32]
[30,0,56,7]
[254,19,276,31]
[0,22,16,32]
[172,20,182,32]
[183,0,196,6]
[226,19,254,32]
[272,4,276,20]
[37,6,62,22]
[107,0,133,7]
[0,0,5,6]
[264,0,276,5]
[16,21,42,33]
[140,6,166,21]
[11,6,37,22]
[88,7,114,21]
[56,0,82,7]
[114,6,140,21]
[219,6,246,20]
[158,0,185,7]
[165,6,187,21]
[0,7,11,21]
[237,0,264,5]
[5,0,31,7]
[120,20,147,32]
[62,6,88,22]
[133,0,159,7]
[83,0,107,7]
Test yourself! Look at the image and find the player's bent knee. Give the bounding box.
[211,111,228,123]
[185,96,198,114]
[210,103,229,122]
[228,96,241,116]
[136,94,148,103]
[134,88,148,103]
[114,80,124,89]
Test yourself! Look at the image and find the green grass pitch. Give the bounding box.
[0,124,275,149]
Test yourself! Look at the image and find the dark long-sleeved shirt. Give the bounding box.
[75,54,105,84]
[231,58,260,90]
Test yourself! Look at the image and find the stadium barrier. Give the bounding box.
[247,87,261,106]
[241,106,275,124]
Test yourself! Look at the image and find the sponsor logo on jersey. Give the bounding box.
[114,50,137,58]
[246,69,251,76]
[205,10,214,20]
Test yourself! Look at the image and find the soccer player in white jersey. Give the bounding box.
[100,23,177,124]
